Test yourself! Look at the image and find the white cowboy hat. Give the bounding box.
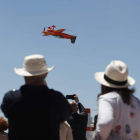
[14,54,55,76]
[94,60,135,88]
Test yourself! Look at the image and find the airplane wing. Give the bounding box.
[54,29,66,33]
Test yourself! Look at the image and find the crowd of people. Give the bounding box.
[0,54,140,140]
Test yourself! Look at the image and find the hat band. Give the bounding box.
[104,74,127,86]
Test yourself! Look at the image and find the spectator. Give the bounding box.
[67,94,88,140]
[92,60,139,140]
[0,116,8,140]
[60,121,73,140]
[1,54,72,140]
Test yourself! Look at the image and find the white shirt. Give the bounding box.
[96,91,140,140]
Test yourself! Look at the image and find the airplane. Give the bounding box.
[42,25,77,44]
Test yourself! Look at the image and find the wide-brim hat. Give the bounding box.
[14,54,55,76]
[94,60,135,88]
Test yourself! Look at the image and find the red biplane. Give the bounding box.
[42,25,77,44]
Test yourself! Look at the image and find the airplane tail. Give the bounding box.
[70,37,76,44]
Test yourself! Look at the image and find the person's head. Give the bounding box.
[69,102,78,113]
[0,117,8,132]
[94,60,135,105]
[14,54,55,85]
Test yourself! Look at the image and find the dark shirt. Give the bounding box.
[1,85,72,140]
[67,102,88,140]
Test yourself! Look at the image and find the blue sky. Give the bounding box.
[0,0,140,119]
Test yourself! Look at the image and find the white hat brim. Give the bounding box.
[14,66,55,76]
[95,72,135,88]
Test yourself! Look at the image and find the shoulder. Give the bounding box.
[49,89,70,106]
[49,89,66,100]
[132,95,140,108]
[60,121,71,128]
[99,91,120,100]
[64,121,71,128]
[50,89,63,97]
[98,91,121,106]
[3,89,21,102]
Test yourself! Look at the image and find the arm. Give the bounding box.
[1,91,13,118]
[96,97,114,140]
[78,102,87,116]
[73,94,87,116]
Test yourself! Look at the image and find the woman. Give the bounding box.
[93,60,140,140]
[60,121,73,140]
[0,116,8,140]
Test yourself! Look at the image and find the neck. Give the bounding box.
[26,83,44,86]
[25,81,47,86]
[0,131,6,134]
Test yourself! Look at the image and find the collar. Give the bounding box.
[20,84,49,90]
[20,84,49,96]
[100,91,119,99]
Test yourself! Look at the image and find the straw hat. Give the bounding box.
[94,60,135,88]
[14,54,55,76]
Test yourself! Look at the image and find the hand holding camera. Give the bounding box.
[66,94,79,103]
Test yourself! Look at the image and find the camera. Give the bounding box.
[66,95,75,99]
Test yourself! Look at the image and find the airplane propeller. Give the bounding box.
[41,27,46,34]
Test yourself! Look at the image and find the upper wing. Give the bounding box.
[54,29,66,33]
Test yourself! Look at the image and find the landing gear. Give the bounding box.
[70,37,76,44]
